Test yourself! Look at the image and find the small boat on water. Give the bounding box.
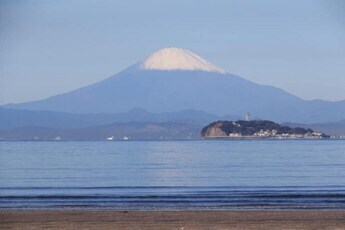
[106,136,114,141]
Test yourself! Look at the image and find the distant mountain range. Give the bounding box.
[286,120,345,136]
[0,122,202,141]
[2,47,345,124]
[0,108,239,130]
[1,107,344,141]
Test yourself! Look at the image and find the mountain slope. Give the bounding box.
[3,48,345,123]
[0,108,228,130]
[0,122,202,141]
[286,120,345,136]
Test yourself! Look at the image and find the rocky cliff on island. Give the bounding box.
[201,120,329,139]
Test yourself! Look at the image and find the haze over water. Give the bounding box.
[1,140,345,210]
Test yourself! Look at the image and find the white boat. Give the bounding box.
[106,136,114,141]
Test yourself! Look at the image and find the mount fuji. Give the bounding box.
[4,47,345,123]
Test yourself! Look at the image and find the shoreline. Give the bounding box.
[2,138,345,141]
[2,206,345,211]
[2,210,345,229]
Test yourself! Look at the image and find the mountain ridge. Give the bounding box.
[3,48,345,123]
[0,121,202,141]
[0,107,238,130]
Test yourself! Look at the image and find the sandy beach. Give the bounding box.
[1,210,345,229]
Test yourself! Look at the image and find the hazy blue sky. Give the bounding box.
[1,0,345,104]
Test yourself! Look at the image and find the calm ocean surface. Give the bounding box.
[1,140,345,210]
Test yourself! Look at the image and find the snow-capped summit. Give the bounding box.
[138,47,226,74]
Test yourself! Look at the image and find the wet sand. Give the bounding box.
[1,210,345,229]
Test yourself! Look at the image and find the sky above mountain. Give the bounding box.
[1,0,345,104]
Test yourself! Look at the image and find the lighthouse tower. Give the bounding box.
[245,113,251,121]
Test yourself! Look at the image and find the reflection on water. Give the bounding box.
[1,140,345,209]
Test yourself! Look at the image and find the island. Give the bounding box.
[201,120,329,139]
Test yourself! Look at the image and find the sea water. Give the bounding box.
[1,140,345,210]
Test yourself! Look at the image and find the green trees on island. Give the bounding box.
[201,120,326,138]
